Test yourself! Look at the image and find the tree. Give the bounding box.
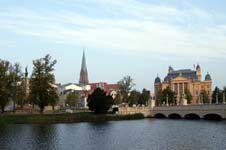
[156,90,163,106]
[200,90,209,104]
[9,63,23,113]
[16,67,29,109]
[212,86,223,104]
[128,90,140,106]
[118,76,135,103]
[185,89,192,104]
[138,88,150,105]
[66,93,79,107]
[49,89,59,110]
[223,87,226,103]
[113,92,122,105]
[156,87,176,106]
[29,54,57,113]
[87,88,113,114]
[0,60,11,113]
[16,80,26,109]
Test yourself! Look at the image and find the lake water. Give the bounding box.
[0,119,226,150]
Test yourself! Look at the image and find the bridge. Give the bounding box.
[151,104,226,120]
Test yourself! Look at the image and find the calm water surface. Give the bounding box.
[0,119,226,150]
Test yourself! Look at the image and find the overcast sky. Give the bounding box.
[0,0,226,91]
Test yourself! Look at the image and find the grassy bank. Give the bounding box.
[0,112,145,124]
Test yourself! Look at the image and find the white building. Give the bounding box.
[57,83,91,109]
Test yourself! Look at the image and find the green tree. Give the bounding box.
[113,92,122,105]
[128,90,140,106]
[29,54,57,113]
[9,63,23,113]
[87,88,113,114]
[185,89,192,104]
[49,89,59,110]
[0,60,11,113]
[118,76,135,103]
[200,90,209,104]
[156,87,176,105]
[156,90,163,106]
[66,93,79,107]
[138,88,150,105]
[223,87,226,103]
[16,80,26,108]
[212,86,223,104]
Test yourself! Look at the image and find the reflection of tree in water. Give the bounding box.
[0,124,11,150]
[84,122,119,150]
[0,124,35,150]
[31,125,59,150]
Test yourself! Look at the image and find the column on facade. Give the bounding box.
[177,83,180,105]
[182,83,185,95]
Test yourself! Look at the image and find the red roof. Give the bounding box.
[89,82,119,93]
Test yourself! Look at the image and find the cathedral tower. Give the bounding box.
[79,51,89,85]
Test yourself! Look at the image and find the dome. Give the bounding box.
[164,76,168,82]
[155,76,161,84]
[205,73,212,81]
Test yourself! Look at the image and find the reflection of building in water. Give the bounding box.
[154,65,212,105]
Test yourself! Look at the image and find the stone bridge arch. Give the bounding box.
[168,113,182,119]
[203,113,222,120]
[154,113,166,118]
[184,113,200,119]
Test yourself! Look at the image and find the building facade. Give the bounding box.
[154,65,212,105]
[57,51,119,109]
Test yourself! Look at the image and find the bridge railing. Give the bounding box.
[153,104,226,111]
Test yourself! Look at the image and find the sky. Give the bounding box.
[0,0,226,92]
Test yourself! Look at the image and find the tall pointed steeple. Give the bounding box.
[79,50,89,85]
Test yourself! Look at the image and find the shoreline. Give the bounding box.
[0,112,145,124]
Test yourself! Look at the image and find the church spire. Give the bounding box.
[79,50,89,85]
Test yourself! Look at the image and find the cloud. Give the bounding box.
[0,0,226,60]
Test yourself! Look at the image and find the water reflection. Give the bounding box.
[0,120,226,150]
[30,125,59,150]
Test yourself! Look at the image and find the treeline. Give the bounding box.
[0,61,26,113]
[115,76,151,106]
[0,54,59,113]
[212,86,226,104]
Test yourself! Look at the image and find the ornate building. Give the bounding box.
[79,51,89,85]
[154,65,212,105]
